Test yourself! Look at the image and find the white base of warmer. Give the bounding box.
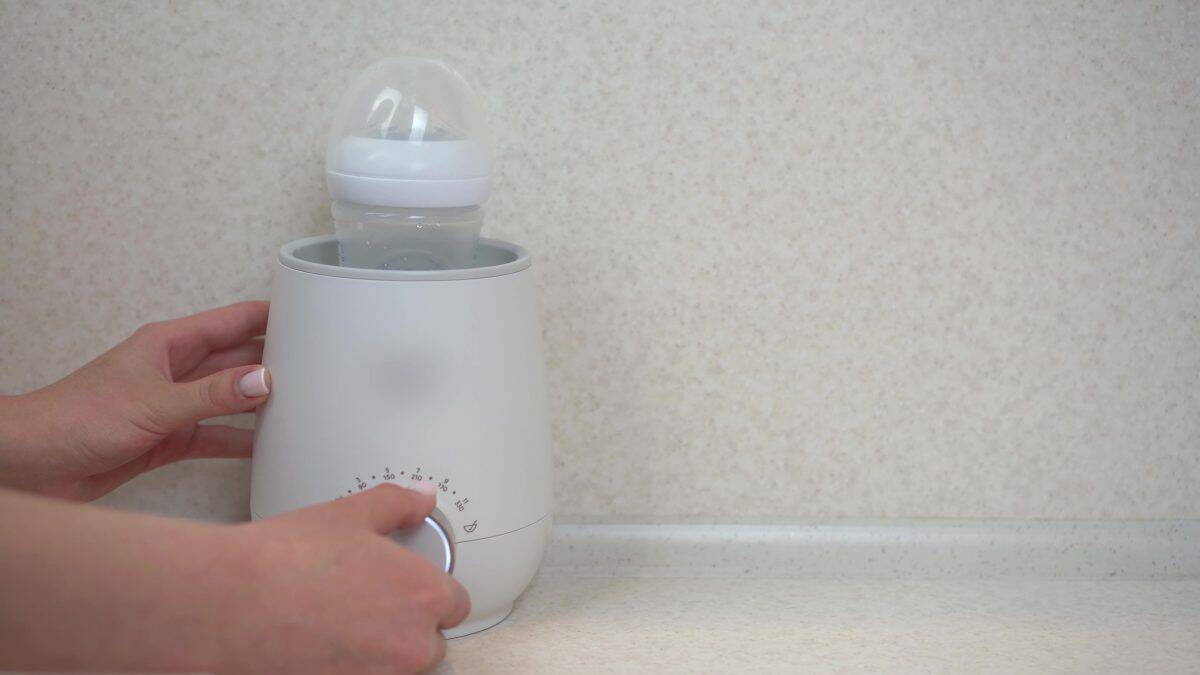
[445,602,514,638]
[448,515,551,637]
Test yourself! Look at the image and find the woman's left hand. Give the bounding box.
[0,301,271,501]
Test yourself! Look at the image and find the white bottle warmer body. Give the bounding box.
[250,235,553,637]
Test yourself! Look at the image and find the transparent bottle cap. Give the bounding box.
[325,58,491,208]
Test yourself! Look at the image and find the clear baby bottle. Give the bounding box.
[325,58,491,270]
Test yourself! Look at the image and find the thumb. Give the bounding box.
[157,365,270,428]
[281,482,439,534]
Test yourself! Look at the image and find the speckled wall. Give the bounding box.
[1,1,1197,521]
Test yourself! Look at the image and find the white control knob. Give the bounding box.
[390,509,455,574]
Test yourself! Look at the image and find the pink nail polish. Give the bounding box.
[407,480,438,497]
[237,367,270,398]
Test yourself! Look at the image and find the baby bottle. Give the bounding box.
[325,58,491,270]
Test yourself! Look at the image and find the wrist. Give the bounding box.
[141,521,248,672]
[0,490,241,671]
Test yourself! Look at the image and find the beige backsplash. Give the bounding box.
[1,1,1196,521]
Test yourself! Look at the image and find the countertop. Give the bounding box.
[436,522,1200,673]
[441,577,1200,673]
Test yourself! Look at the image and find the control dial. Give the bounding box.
[389,507,455,574]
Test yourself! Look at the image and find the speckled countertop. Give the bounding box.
[440,577,1200,673]
[435,522,1200,673]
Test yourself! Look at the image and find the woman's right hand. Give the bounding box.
[0,482,470,675]
[222,482,471,673]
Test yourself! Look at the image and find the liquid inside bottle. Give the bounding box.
[333,201,483,270]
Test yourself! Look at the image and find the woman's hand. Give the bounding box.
[0,483,469,674]
[0,301,271,500]
[220,483,471,672]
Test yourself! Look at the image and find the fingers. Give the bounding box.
[144,301,269,377]
[151,365,270,430]
[181,340,265,381]
[163,424,254,463]
[420,581,465,670]
[440,577,471,630]
[419,632,447,673]
[132,424,253,474]
[61,424,255,500]
[283,482,438,533]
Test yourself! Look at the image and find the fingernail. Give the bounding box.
[237,367,270,398]
[407,481,438,497]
